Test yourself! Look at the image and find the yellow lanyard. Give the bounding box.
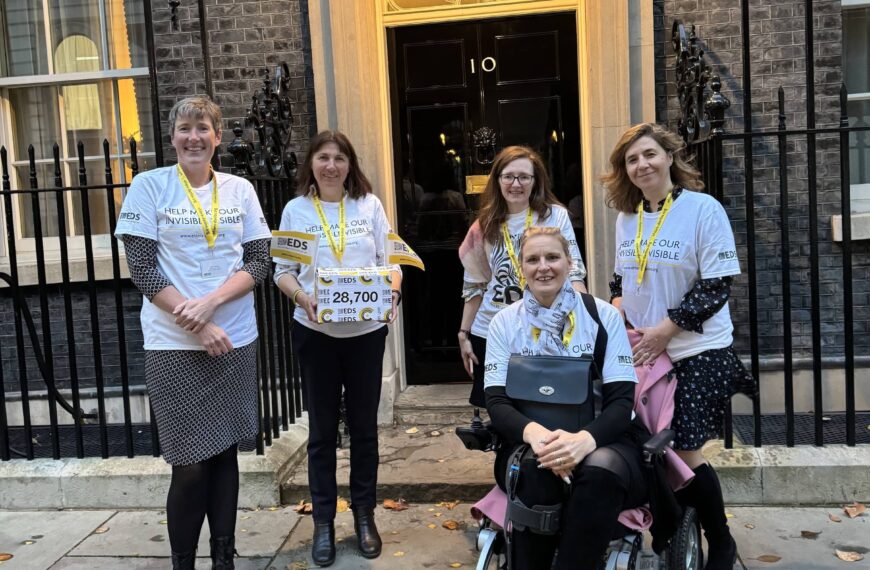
[312,194,346,265]
[634,192,674,285]
[532,312,576,349]
[501,208,534,289]
[176,164,219,249]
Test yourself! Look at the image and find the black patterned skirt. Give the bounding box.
[144,342,259,466]
[670,345,754,451]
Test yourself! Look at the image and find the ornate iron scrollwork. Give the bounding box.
[472,126,497,166]
[672,20,730,142]
[228,62,298,178]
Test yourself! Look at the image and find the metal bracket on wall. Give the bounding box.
[228,62,298,178]
[672,20,730,143]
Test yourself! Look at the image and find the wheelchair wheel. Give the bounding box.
[476,527,507,570]
[666,506,703,570]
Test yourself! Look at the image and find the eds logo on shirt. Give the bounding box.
[617,355,634,365]
[717,250,737,261]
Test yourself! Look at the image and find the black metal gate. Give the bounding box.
[669,0,870,447]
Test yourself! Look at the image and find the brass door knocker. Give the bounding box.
[472,127,497,166]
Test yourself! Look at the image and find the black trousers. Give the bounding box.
[468,333,487,408]
[293,324,388,523]
[495,439,647,570]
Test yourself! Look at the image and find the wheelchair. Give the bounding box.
[456,410,702,570]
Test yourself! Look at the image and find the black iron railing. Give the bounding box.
[674,11,870,448]
[0,139,303,460]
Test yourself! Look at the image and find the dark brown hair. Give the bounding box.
[477,146,562,244]
[601,123,704,213]
[297,130,373,199]
[519,226,570,261]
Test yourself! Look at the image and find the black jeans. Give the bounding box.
[293,324,388,523]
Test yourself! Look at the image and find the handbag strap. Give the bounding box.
[579,293,608,379]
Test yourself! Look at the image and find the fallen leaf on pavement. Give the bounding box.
[436,500,461,510]
[393,551,405,557]
[430,430,441,436]
[159,520,168,525]
[337,498,349,513]
[835,550,864,562]
[450,564,463,568]
[20,541,34,546]
[442,520,460,530]
[800,530,820,539]
[843,502,866,519]
[268,506,279,511]
[287,562,307,570]
[0,554,12,562]
[293,501,313,515]
[725,512,734,519]
[405,427,419,434]
[427,523,437,529]
[755,554,781,563]
[384,498,410,511]
[745,523,755,529]
[434,512,443,517]
[92,527,109,535]
[829,513,842,523]
[240,515,250,520]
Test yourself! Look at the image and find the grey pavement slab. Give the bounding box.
[0,510,114,569]
[68,508,298,559]
[728,507,870,569]
[270,502,481,569]
[48,557,270,569]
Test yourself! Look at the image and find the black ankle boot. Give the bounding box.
[210,535,236,570]
[677,464,737,570]
[311,521,336,567]
[171,549,196,570]
[352,506,382,559]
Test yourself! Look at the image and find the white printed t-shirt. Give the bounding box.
[484,295,637,390]
[114,166,272,350]
[274,193,400,338]
[469,204,585,338]
[614,190,741,361]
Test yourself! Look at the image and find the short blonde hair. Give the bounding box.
[168,96,222,136]
[518,226,570,261]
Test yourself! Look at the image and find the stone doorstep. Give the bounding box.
[281,425,870,507]
[0,416,308,510]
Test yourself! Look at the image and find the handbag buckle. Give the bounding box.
[538,386,555,396]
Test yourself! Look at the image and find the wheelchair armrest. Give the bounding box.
[642,429,675,461]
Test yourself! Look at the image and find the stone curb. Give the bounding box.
[0,416,308,510]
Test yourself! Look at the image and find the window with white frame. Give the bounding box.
[844,1,870,211]
[0,0,156,248]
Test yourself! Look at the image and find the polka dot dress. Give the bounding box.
[670,346,748,451]
[144,342,258,466]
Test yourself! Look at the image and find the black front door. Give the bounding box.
[388,12,582,384]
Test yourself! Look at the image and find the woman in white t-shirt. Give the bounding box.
[484,227,642,570]
[274,131,401,567]
[603,123,754,570]
[458,146,587,408]
[115,96,272,570]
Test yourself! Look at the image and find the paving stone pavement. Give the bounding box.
[0,504,867,569]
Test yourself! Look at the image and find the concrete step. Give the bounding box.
[393,383,481,425]
[281,422,494,504]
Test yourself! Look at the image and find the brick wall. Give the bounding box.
[150,0,317,168]
[654,0,870,362]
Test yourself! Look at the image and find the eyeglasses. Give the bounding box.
[499,174,535,186]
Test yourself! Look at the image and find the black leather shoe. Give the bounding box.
[353,506,382,559]
[171,549,196,570]
[311,521,336,567]
[210,535,236,569]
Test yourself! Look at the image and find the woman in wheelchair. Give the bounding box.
[484,226,645,570]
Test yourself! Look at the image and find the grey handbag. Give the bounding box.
[505,354,597,432]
